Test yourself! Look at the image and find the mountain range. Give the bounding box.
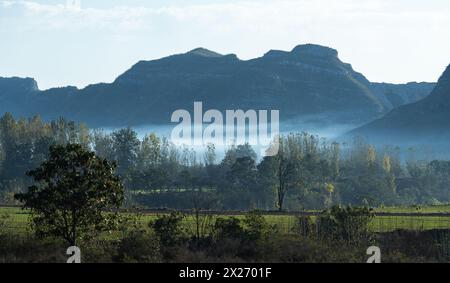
[0,44,436,131]
[349,64,450,144]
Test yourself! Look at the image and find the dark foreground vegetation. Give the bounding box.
[1,208,450,263]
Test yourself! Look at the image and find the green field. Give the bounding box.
[1,205,450,235]
[374,204,450,214]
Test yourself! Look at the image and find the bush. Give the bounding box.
[81,239,117,263]
[149,212,188,260]
[242,210,275,241]
[213,217,244,240]
[316,205,374,245]
[150,212,188,247]
[0,234,66,263]
[209,211,276,260]
[116,230,161,263]
[262,234,365,263]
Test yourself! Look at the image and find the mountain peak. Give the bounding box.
[0,77,39,92]
[437,64,450,84]
[291,44,338,58]
[427,64,450,99]
[186,48,223,58]
[263,44,339,60]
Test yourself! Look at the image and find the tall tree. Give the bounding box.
[112,127,140,174]
[138,133,161,169]
[15,144,124,246]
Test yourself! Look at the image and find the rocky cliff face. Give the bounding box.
[0,44,435,128]
[0,77,39,117]
[0,77,38,94]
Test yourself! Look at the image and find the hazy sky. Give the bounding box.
[1,0,450,90]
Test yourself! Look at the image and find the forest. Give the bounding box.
[1,112,450,211]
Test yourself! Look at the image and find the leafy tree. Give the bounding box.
[204,143,217,166]
[222,156,259,209]
[138,133,161,169]
[330,142,340,181]
[92,130,115,161]
[383,155,397,194]
[260,135,304,211]
[222,143,257,166]
[324,183,335,208]
[112,127,140,174]
[15,144,124,246]
[227,157,257,190]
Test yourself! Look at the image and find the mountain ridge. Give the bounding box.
[0,44,436,128]
[347,64,450,143]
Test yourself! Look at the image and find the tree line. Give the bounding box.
[1,113,450,210]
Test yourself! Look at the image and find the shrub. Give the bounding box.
[0,234,66,263]
[116,230,161,263]
[242,210,276,241]
[149,212,188,260]
[213,217,244,240]
[150,212,188,247]
[316,205,374,245]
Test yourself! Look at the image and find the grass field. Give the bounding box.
[1,205,450,235]
[374,204,450,214]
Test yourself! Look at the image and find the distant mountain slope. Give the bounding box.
[0,44,435,128]
[348,64,450,144]
[369,82,435,110]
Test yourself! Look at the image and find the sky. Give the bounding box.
[1,0,450,90]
